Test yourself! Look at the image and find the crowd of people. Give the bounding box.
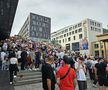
[0,36,108,90]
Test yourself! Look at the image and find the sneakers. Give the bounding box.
[10,82,13,84]
[93,84,97,88]
[14,75,17,78]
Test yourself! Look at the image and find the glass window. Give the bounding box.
[95,50,99,56]
[65,29,68,32]
[69,32,71,35]
[72,31,74,34]
[95,22,97,26]
[75,30,77,33]
[75,25,77,28]
[68,37,71,41]
[63,39,64,43]
[59,40,61,43]
[32,21,36,25]
[64,34,66,37]
[73,36,75,40]
[69,27,72,31]
[91,27,93,30]
[78,28,82,32]
[79,34,82,39]
[67,33,68,36]
[78,23,82,27]
[94,44,99,48]
[32,15,35,20]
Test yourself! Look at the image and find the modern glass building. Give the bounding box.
[18,13,51,42]
[0,0,19,40]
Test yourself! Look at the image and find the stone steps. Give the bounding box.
[14,70,42,86]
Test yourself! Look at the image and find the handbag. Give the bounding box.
[60,67,71,80]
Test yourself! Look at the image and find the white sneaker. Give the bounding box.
[28,68,32,71]
[32,68,37,71]
[10,82,12,84]
[14,75,17,78]
[93,84,97,88]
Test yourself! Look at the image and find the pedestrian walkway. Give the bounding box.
[14,79,98,90]
[0,71,14,90]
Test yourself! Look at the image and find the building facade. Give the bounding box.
[0,0,19,40]
[18,13,51,42]
[51,18,103,55]
[91,33,108,59]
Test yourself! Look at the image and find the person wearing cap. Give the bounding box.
[56,55,76,90]
[75,57,87,90]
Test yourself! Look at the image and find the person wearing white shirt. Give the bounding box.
[9,51,18,84]
[1,51,6,70]
[75,57,87,90]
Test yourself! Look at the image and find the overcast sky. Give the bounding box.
[11,0,108,36]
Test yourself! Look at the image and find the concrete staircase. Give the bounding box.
[14,70,42,86]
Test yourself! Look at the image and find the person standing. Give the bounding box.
[56,55,76,90]
[1,50,6,70]
[41,56,56,90]
[9,51,18,84]
[75,57,87,90]
[95,58,108,90]
[21,48,27,70]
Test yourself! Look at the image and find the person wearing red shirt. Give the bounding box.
[56,55,77,90]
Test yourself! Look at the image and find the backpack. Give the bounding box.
[86,61,92,69]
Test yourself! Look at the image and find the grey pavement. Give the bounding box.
[14,80,99,90]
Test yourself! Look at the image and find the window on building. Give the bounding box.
[64,34,66,37]
[69,32,71,35]
[98,29,101,32]
[91,27,92,30]
[95,50,99,56]
[94,44,99,48]
[63,39,64,43]
[75,30,77,33]
[67,33,68,36]
[59,40,61,43]
[97,23,101,27]
[78,28,82,32]
[69,27,72,31]
[72,31,74,34]
[68,37,71,41]
[95,22,97,26]
[65,29,68,32]
[73,36,75,40]
[78,23,82,27]
[32,20,36,25]
[79,34,82,39]
[32,15,36,20]
[75,25,77,28]
[95,28,97,32]
[56,37,58,39]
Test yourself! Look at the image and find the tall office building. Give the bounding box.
[18,13,51,42]
[51,18,103,55]
[0,0,19,40]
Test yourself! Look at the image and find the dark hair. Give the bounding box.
[63,55,70,64]
[79,57,84,61]
[10,51,16,57]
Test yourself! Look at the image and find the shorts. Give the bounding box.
[98,77,108,86]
